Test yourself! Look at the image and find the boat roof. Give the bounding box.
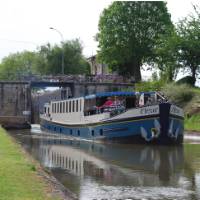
[85,91,155,99]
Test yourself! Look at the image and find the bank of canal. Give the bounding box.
[0,127,72,200]
[6,126,200,200]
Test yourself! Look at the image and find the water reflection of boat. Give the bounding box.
[10,130,194,200]
[38,137,183,185]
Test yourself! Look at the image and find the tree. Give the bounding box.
[154,29,180,82]
[0,39,90,80]
[0,51,41,80]
[97,1,173,82]
[37,39,90,75]
[175,7,200,84]
[155,5,200,85]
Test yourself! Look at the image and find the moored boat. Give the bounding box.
[40,91,184,145]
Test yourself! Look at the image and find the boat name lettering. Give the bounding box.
[170,105,183,117]
[140,107,159,115]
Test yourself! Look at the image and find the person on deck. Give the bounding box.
[99,97,114,108]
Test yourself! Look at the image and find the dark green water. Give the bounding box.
[8,126,200,200]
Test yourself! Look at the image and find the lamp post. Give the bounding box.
[49,27,65,75]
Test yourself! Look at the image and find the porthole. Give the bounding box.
[100,129,103,136]
[91,130,94,136]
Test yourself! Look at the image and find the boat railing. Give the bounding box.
[94,104,126,117]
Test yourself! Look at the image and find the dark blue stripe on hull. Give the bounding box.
[41,111,184,145]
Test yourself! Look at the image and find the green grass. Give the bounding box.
[0,127,59,200]
[192,87,200,94]
[185,114,200,132]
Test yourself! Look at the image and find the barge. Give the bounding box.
[40,91,184,145]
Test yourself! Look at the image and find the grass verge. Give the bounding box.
[185,114,200,132]
[0,127,60,200]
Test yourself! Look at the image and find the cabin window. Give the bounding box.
[44,107,46,114]
[76,161,78,173]
[57,103,59,113]
[84,98,96,116]
[72,160,74,170]
[65,157,68,168]
[80,99,82,111]
[66,102,68,113]
[63,102,65,113]
[76,100,79,112]
[126,97,135,109]
[72,101,75,112]
[60,102,62,113]
[100,129,103,136]
[70,129,73,135]
[78,130,80,136]
[69,158,71,169]
[69,101,71,112]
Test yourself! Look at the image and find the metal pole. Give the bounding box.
[49,27,65,74]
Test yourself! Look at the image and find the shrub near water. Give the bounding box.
[185,114,200,131]
[162,83,195,107]
[136,81,200,131]
[135,80,165,92]
[162,83,200,131]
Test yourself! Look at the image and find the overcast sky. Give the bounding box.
[0,0,199,62]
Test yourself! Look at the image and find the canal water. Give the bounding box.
[8,126,200,200]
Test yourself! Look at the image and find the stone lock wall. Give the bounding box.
[0,82,31,127]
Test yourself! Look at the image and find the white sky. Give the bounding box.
[0,0,199,62]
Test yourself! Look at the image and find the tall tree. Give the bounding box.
[175,7,200,84]
[97,1,173,82]
[37,39,90,75]
[154,29,180,82]
[155,5,200,85]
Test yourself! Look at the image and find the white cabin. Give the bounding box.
[42,91,165,125]
[42,97,110,125]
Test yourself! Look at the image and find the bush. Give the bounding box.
[161,83,195,107]
[135,80,165,92]
[176,76,195,86]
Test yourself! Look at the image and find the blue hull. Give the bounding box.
[41,103,184,145]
